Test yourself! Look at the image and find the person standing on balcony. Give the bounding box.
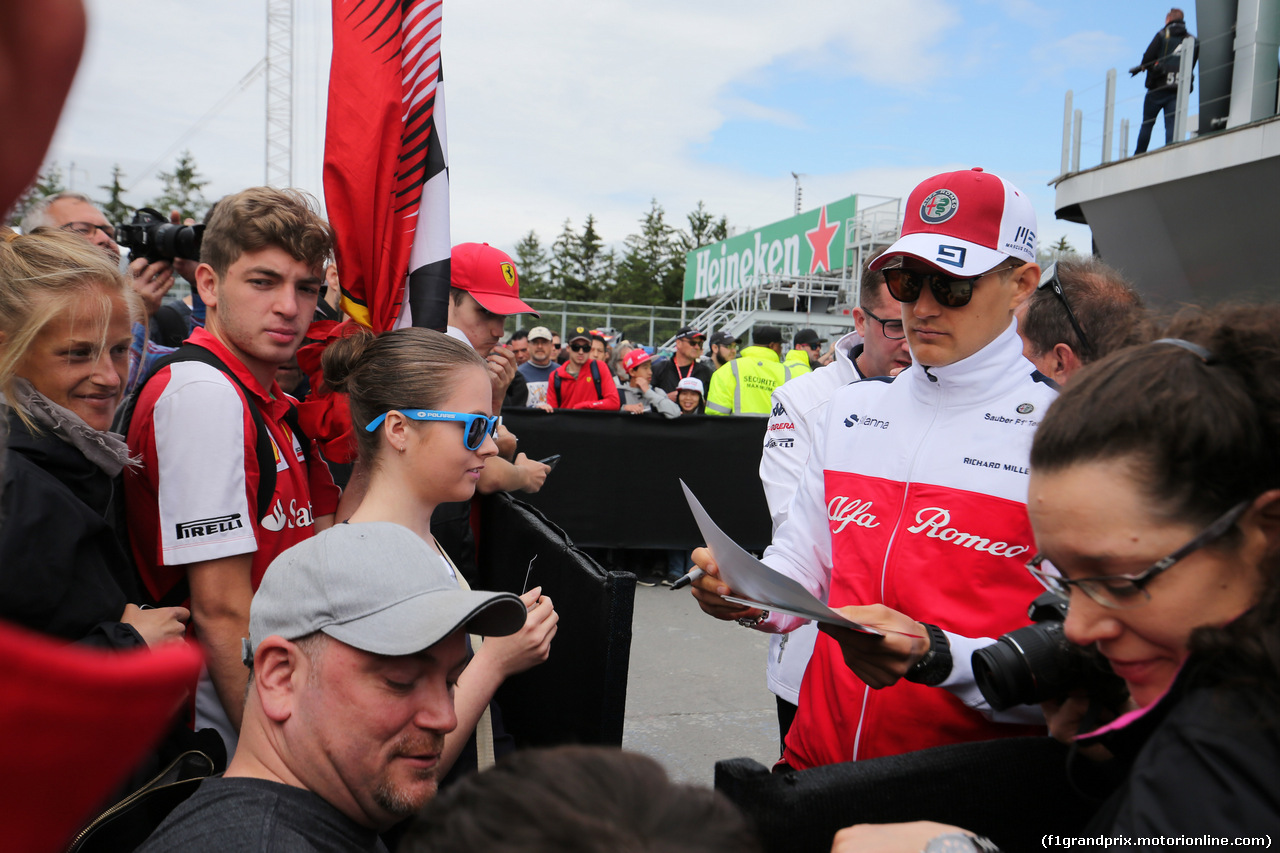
[1131,8,1197,155]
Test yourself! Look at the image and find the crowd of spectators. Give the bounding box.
[3,35,1278,849]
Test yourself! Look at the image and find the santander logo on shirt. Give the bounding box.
[260,498,316,533]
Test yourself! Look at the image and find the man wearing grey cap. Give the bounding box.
[517,325,559,408]
[139,522,527,852]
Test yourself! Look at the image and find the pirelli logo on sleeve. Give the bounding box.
[176,513,246,540]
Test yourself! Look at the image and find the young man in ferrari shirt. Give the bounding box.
[692,168,1056,769]
[125,187,341,754]
[538,328,621,411]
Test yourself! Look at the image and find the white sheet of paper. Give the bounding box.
[680,480,881,635]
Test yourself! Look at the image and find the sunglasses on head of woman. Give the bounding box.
[364,409,500,450]
[882,261,1019,308]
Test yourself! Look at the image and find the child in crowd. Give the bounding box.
[618,349,680,417]
[676,376,706,415]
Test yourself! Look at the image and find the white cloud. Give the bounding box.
[45,0,1087,262]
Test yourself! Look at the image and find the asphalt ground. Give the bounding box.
[621,581,781,785]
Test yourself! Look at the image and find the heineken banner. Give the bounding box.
[683,194,860,301]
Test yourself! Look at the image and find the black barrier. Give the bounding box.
[715,737,1104,853]
[476,491,635,747]
[500,409,772,550]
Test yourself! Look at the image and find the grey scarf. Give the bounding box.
[1,377,137,477]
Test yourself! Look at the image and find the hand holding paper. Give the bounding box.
[681,481,882,635]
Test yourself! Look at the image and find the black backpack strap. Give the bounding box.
[120,343,310,609]
[589,360,604,401]
[119,343,279,531]
[553,371,562,404]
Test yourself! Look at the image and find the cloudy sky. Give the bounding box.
[45,1,1192,260]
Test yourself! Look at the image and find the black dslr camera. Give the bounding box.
[116,208,204,263]
[972,592,1128,711]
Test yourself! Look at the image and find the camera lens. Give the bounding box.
[154,223,203,262]
[972,620,1073,711]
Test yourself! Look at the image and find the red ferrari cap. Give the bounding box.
[450,242,539,317]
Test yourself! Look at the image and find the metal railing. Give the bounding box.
[1056,35,1205,179]
[516,299,686,348]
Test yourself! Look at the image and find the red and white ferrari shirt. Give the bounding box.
[125,328,340,602]
[761,322,1058,768]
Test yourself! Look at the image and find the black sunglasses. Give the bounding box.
[883,262,1018,308]
[1037,262,1094,359]
[568,342,591,353]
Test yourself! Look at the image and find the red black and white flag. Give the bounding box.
[323,0,450,332]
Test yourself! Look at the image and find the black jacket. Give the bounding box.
[0,408,144,648]
[1079,654,1280,838]
[650,356,713,396]
[1139,20,1196,91]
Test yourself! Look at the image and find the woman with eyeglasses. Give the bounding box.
[831,305,1280,851]
[0,229,189,648]
[322,326,558,783]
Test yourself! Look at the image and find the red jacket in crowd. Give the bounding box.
[545,360,621,410]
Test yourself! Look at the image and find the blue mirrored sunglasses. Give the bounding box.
[365,409,499,450]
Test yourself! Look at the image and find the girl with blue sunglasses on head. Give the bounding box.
[323,327,558,784]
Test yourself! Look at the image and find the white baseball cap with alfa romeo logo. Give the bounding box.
[869,168,1037,277]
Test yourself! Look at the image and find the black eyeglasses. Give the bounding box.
[568,342,591,353]
[883,262,1018,308]
[1026,500,1250,609]
[364,409,499,450]
[860,306,905,340]
[1037,262,1094,359]
[61,221,116,241]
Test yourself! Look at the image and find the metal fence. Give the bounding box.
[511,299,688,348]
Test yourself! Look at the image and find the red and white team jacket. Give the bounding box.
[125,328,340,602]
[760,322,1057,768]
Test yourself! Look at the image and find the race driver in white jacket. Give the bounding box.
[693,168,1056,769]
[759,269,913,750]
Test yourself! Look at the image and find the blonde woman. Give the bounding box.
[0,228,187,647]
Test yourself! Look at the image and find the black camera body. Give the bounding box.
[972,592,1128,711]
[116,208,204,263]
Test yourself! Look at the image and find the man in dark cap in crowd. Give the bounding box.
[788,329,826,375]
[707,330,738,370]
[651,326,713,402]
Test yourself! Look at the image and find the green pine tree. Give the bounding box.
[615,199,683,306]
[98,164,135,226]
[512,230,553,299]
[550,215,612,302]
[149,150,210,221]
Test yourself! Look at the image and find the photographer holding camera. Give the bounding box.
[831,305,1280,851]
[22,192,178,322]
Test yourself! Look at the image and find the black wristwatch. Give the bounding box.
[904,622,952,686]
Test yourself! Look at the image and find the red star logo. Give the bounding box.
[805,205,839,274]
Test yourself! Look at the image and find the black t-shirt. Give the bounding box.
[137,777,387,852]
[650,356,712,396]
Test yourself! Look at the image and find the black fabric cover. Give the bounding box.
[476,492,635,747]
[715,737,1106,853]
[499,408,771,549]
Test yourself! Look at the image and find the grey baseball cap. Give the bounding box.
[245,522,527,665]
